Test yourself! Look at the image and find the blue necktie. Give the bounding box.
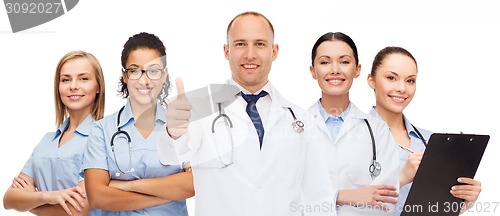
[241,91,268,149]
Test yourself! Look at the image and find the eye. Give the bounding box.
[235,42,245,47]
[340,60,350,65]
[320,61,330,65]
[407,79,416,84]
[80,76,90,81]
[147,69,161,75]
[256,42,266,47]
[128,69,141,75]
[61,78,70,83]
[386,76,396,81]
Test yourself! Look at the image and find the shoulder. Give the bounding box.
[411,124,433,141]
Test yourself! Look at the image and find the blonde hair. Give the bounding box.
[54,50,106,127]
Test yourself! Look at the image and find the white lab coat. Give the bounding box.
[308,102,400,216]
[161,82,336,216]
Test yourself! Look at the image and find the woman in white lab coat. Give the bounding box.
[308,32,400,216]
[367,46,482,215]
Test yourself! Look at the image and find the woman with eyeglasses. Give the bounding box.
[367,46,482,215]
[3,50,105,216]
[82,32,193,216]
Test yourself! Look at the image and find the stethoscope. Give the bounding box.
[366,120,427,178]
[209,97,304,168]
[110,106,135,177]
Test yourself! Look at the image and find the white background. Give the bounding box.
[1,0,499,215]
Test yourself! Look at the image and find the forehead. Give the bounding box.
[227,15,274,42]
[316,40,353,58]
[380,53,418,74]
[127,48,163,66]
[60,57,93,74]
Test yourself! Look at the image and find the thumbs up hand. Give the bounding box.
[166,78,192,139]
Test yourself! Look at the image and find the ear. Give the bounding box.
[224,44,229,60]
[272,44,279,61]
[367,73,375,89]
[122,68,128,84]
[309,65,317,80]
[354,64,362,79]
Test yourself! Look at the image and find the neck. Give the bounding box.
[234,78,268,94]
[66,109,91,132]
[374,105,406,130]
[130,101,157,132]
[320,93,350,116]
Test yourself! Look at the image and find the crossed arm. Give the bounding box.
[3,173,90,216]
[84,168,194,211]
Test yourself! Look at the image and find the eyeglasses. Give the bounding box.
[123,68,165,80]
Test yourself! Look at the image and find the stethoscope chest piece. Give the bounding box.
[369,160,381,178]
[292,120,304,133]
[286,107,304,133]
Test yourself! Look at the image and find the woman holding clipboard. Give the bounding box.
[367,46,482,215]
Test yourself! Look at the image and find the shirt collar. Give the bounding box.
[118,99,166,128]
[227,79,273,101]
[54,114,94,140]
[369,106,420,139]
[75,114,94,136]
[317,99,351,123]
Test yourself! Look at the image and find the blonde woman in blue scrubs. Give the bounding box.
[367,46,482,215]
[82,32,193,216]
[3,50,105,216]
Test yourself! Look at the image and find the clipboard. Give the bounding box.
[401,133,489,216]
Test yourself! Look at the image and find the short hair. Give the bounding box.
[54,50,106,126]
[226,11,275,41]
[370,46,417,76]
[118,32,170,107]
[311,32,359,66]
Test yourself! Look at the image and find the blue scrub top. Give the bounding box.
[21,114,100,216]
[82,99,188,216]
[369,107,432,216]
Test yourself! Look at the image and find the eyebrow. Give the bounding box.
[126,63,162,68]
[60,73,92,77]
[317,54,352,60]
[386,71,417,78]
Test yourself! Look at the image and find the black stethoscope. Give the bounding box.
[110,106,135,177]
[365,120,427,178]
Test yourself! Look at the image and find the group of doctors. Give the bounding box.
[3,10,481,216]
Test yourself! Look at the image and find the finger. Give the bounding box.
[375,185,397,191]
[167,110,191,121]
[16,177,29,188]
[457,177,480,185]
[59,201,74,216]
[378,195,398,204]
[380,189,399,198]
[74,186,86,198]
[64,194,82,212]
[175,77,186,98]
[12,178,23,188]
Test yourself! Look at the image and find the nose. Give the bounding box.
[70,79,79,90]
[330,62,340,74]
[244,46,256,60]
[138,71,151,85]
[395,80,406,93]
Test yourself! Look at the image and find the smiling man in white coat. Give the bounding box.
[161,11,337,216]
